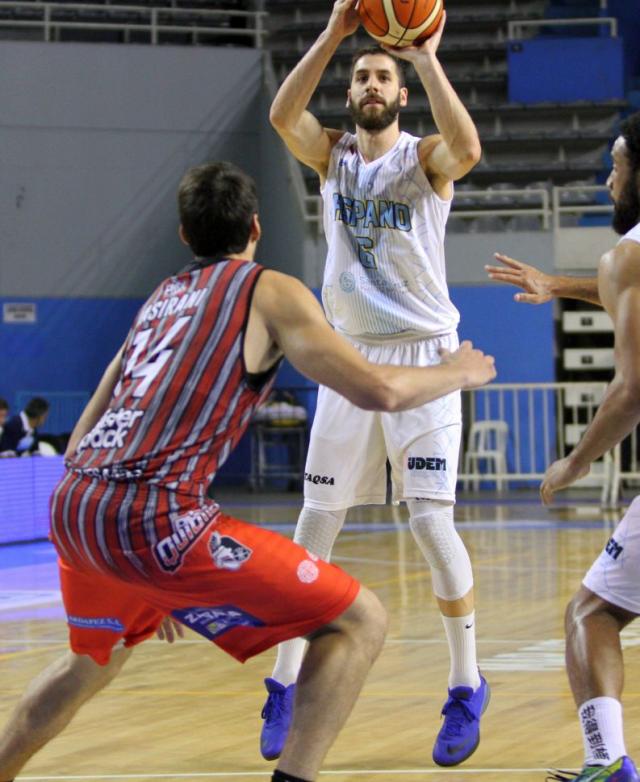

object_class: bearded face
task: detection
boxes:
[612,172,640,235]
[608,136,640,235]
[348,93,402,132]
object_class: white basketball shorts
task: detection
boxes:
[303,332,462,510]
[583,495,640,615]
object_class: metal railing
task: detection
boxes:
[459,382,617,504]
[451,188,551,229]
[303,185,609,232]
[0,2,268,47]
[552,184,612,231]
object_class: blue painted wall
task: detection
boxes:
[451,286,555,383]
[508,37,624,103]
[1,297,141,431]
[0,287,555,490]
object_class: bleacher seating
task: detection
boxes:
[0,0,626,231]
[265,0,626,232]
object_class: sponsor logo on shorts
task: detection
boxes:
[67,615,124,633]
[79,408,144,451]
[209,532,252,571]
[407,457,447,471]
[297,560,319,584]
[154,506,218,573]
[171,605,263,640]
[304,472,335,486]
[605,536,623,561]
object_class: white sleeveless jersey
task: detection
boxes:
[620,223,640,245]
[321,130,460,341]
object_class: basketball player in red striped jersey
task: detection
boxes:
[0,162,495,782]
[263,0,488,768]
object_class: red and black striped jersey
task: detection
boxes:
[69,259,278,499]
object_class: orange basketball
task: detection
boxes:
[358,0,444,47]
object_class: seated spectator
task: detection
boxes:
[0,398,8,441]
[0,397,50,456]
[0,397,9,456]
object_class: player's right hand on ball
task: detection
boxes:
[327,0,360,38]
[439,340,496,389]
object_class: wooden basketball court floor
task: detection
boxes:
[2,490,640,782]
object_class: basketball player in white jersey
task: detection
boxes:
[261,0,489,767]
[486,112,640,782]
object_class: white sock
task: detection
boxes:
[441,612,481,690]
[270,506,347,687]
[579,697,626,766]
[271,637,307,687]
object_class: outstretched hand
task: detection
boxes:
[540,456,589,505]
[485,252,555,304]
[439,339,496,389]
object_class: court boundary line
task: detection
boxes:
[19,769,563,779]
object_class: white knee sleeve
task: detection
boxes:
[407,499,473,601]
[293,506,347,562]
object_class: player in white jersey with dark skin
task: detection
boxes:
[261,0,489,767]
[486,111,640,782]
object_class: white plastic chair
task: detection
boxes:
[463,420,509,491]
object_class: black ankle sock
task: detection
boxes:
[272,770,312,782]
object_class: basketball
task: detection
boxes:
[358,0,444,47]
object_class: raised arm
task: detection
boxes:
[486,252,601,306]
[64,345,125,459]
[268,0,359,178]
[386,14,481,189]
[251,271,496,412]
[540,241,640,503]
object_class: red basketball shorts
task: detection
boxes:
[52,476,360,666]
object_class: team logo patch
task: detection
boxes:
[171,605,263,640]
[297,559,319,584]
[209,532,252,571]
[154,506,219,573]
[67,615,124,633]
[339,271,356,293]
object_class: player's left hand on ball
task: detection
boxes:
[156,616,185,643]
[540,457,589,505]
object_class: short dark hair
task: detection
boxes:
[178,161,259,258]
[620,111,640,177]
[350,46,406,88]
[0,398,8,411]
[25,397,49,419]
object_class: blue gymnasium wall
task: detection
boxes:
[508,37,624,103]
[0,286,553,541]
[0,297,141,431]
[0,285,554,433]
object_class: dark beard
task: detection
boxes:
[612,176,640,235]
[349,96,401,132]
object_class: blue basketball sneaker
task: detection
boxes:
[260,678,295,761]
[547,756,640,782]
[432,674,490,766]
